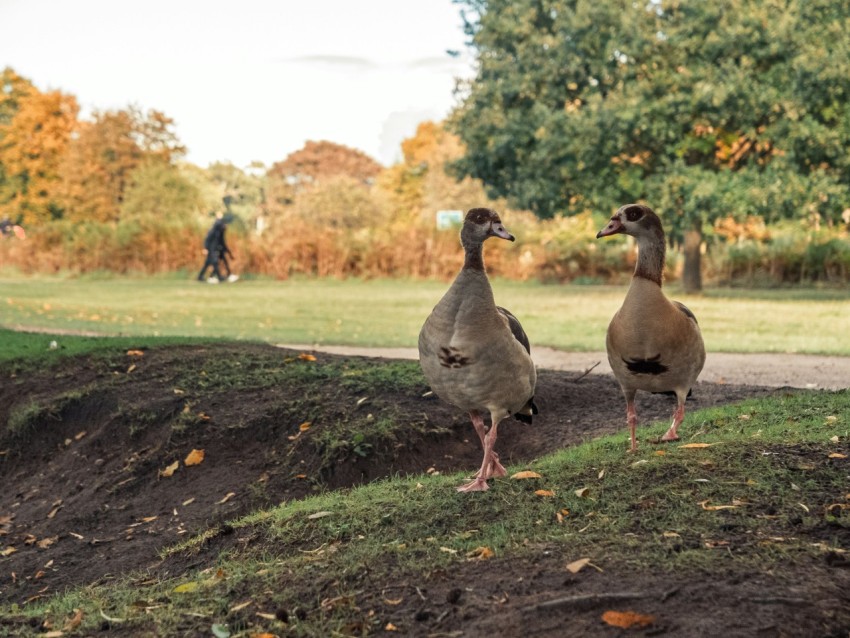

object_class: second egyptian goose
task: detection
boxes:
[596,204,705,452]
[419,208,538,491]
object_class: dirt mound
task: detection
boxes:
[0,343,786,609]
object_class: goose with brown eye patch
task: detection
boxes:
[596,203,706,452]
[418,208,538,492]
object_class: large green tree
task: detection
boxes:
[450,0,850,290]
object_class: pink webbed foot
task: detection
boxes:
[485,452,508,478]
[660,431,680,442]
[457,477,490,492]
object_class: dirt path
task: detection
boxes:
[281,344,850,390]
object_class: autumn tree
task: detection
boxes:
[451,0,850,291]
[0,86,78,224]
[120,159,203,222]
[59,107,185,222]
[266,141,383,217]
[377,121,505,223]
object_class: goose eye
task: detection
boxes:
[623,206,643,222]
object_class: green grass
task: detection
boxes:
[2,275,850,354]
[5,390,848,637]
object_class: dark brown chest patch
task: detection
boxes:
[624,354,668,375]
[439,346,471,368]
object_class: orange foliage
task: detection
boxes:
[0,89,78,224]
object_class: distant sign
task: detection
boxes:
[435,209,463,230]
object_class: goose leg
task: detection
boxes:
[467,411,506,480]
[458,419,502,492]
[661,400,685,442]
[623,389,638,452]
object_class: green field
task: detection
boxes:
[2,275,850,354]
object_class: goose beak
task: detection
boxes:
[490,223,516,241]
[596,218,624,238]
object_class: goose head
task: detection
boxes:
[462,208,515,246]
[596,204,664,243]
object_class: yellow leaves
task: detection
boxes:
[172,582,200,593]
[385,623,399,631]
[126,349,145,357]
[184,449,205,466]
[299,421,312,432]
[467,546,494,560]
[511,470,542,480]
[1,546,17,556]
[159,461,179,478]
[298,353,317,362]
[601,610,655,629]
[828,453,847,459]
[534,489,555,497]
[679,443,713,449]
[574,487,590,498]
[63,609,83,632]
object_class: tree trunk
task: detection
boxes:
[682,221,703,293]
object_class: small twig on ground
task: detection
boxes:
[573,361,601,383]
[524,590,650,612]
[661,587,679,602]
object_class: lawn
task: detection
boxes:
[2,275,849,355]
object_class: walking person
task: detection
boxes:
[197,212,237,283]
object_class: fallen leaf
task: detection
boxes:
[160,461,179,478]
[295,474,307,479]
[307,511,332,520]
[828,453,847,459]
[299,421,312,432]
[597,469,606,479]
[126,364,136,374]
[831,436,840,443]
[654,450,666,456]
[825,415,838,423]
[511,470,542,480]
[439,547,458,554]
[700,500,739,511]
[467,546,494,560]
[185,449,205,466]
[0,546,16,556]
[704,539,730,548]
[601,610,655,629]
[173,582,199,593]
[566,558,591,573]
[385,623,399,631]
[255,613,276,620]
[43,632,64,638]
[631,459,649,467]
[662,531,681,538]
[74,431,86,441]
[575,487,590,498]
[126,350,145,357]
[679,443,713,449]
[229,600,252,612]
[37,536,58,549]
[182,498,195,506]
[63,609,83,631]
[217,492,236,504]
[298,353,317,361]
[383,596,404,606]
[535,489,555,497]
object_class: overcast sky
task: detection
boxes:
[1,0,476,168]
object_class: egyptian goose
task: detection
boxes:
[596,204,705,452]
[419,208,538,491]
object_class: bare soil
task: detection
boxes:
[1,342,848,636]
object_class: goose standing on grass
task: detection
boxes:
[596,204,705,452]
[419,208,538,492]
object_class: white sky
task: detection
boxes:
[1,0,476,168]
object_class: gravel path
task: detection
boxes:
[281,344,850,391]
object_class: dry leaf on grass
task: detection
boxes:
[184,449,205,466]
[173,582,199,593]
[298,353,317,361]
[601,610,655,629]
[828,453,847,459]
[218,492,236,504]
[126,350,145,356]
[299,421,312,432]
[679,443,713,449]
[0,546,16,556]
[700,500,739,511]
[160,461,179,478]
[575,487,590,498]
[511,470,542,480]
[385,623,399,631]
[535,489,555,497]
[63,609,83,631]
